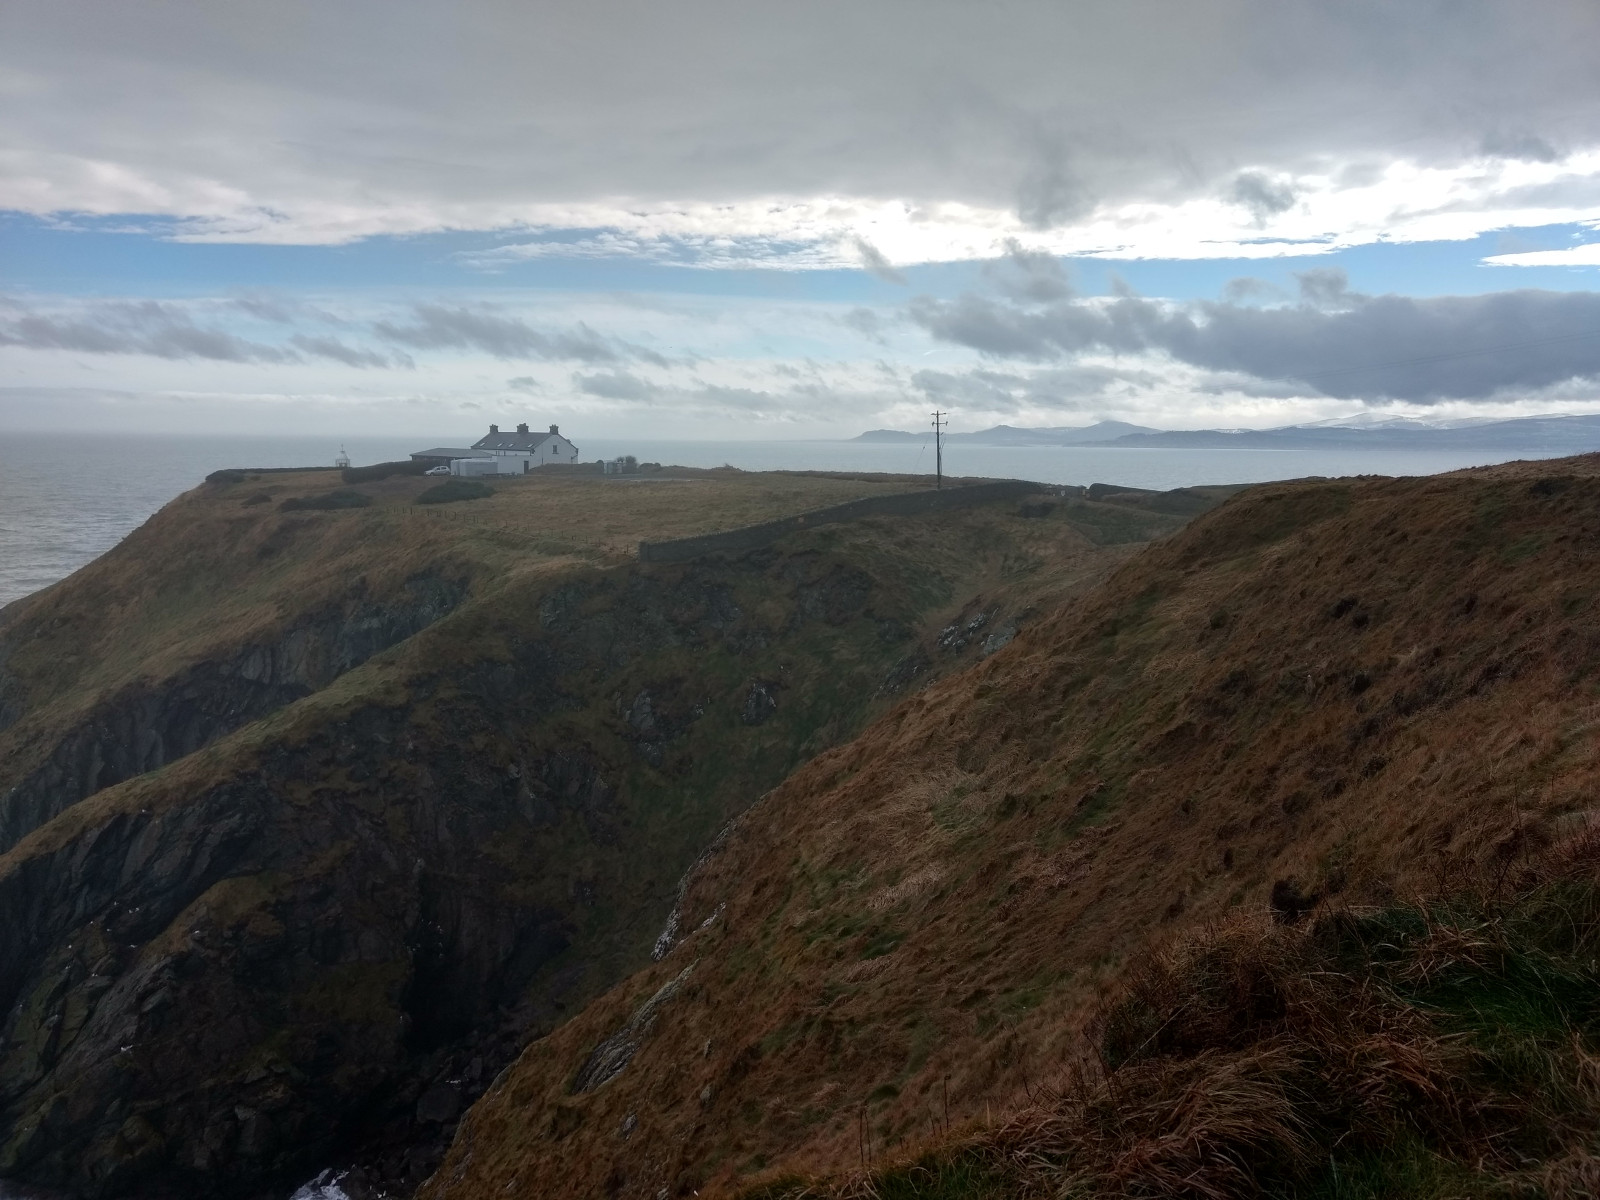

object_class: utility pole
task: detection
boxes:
[931,410,946,489]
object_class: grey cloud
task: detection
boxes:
[853,239,907,286]
[983,239,1074,303]
[1107,273,1140,300]
[913,364,1159,413]
[230,295,299,323]
[0,299,293,363]
[8,4,1600,245]
[1481,131,1561,163]
[288,334,411,369]
[373,304,658,364]
[910,286,1600,403]
[0,296,414,368]
[232,294,351,328]
[1229,172,1297,224]
[506,375,545,392]
[576,370,656,401]
[1294,268,1356,309]
[1014,130,1091,231]
[913,368,1041,413]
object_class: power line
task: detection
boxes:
[931,410,947,489]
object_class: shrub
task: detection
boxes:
[279,490,373,512]
[417,480,494,505]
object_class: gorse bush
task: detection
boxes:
[416,480,494,505]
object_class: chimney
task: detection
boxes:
[517,422,529,434]
[489,423,499,434]
[549,424,559,435]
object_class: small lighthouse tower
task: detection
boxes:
[335,445,351,469]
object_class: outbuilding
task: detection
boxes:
[410,447,482,468]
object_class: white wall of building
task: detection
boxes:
[481,433,580,473]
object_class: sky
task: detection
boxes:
[4,0,1600,439]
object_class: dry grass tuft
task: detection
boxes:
[759,837,1600,1199]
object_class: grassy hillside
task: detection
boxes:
[0,466,948,851]
[421,456,1600,1200]
[0,468,1206,1199]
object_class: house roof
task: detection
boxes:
[410,447,480,460]
[472,430,558,451]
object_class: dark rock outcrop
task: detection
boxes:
[0,546,937,1199]
[0,573,467,854]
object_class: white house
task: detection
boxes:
[450,423,580,476]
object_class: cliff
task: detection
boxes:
[421,456,1600,1199]
[0,466,1199,1198]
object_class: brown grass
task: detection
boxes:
[763,829,1600,1199]
[418,455,1600,1200]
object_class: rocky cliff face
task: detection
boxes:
[0,573,467,855]
[0,498,1115,1199]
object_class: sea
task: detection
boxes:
[0,431,1577,609]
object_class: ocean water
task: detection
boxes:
[0,431,1571,608]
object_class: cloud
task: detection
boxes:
[0,298,294,363]
[7,3,1600,260]
[852,238,907,285]
[1481,132,1562,163]
[288,334,411,369]
[372,304,666,364]
[1294,267,1356,309]
[1229,172,1297,224]
[983,239,1074,303]
[1484,242,1600,268]
[575,370,656,401]
[912,363,1161,413]
[909,285,1600,402]
[0,295,417,367]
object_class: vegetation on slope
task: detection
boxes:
[0,469,1200,1199]
[421,457,1600,1200]
[416,479,494,504]
[0,467,948,853]
[752,833,1600,1199]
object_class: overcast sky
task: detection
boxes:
[4,0,1600,437]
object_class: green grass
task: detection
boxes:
[1299,1137,1498,1200]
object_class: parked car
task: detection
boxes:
[425,465,452,475]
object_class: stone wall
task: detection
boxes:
[638,480,1046,564]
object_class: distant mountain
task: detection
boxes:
[1111,413,1600,452]
[851,421,1158,445]
[852,428,930,442]
[959,421,1161,445]
[852,414,1600,453]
